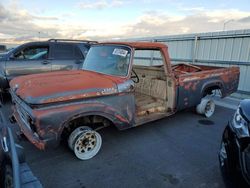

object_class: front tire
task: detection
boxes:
[68,126,92,151]
[68,126,102,160]
[219,141,248,187]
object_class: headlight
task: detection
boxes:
[231,108,249,138]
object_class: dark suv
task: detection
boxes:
[0,39,96,91]
[219,99,250,187]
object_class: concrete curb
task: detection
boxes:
[213,96,241,110]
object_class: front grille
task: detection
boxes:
[11,92,32,131]
[11,90,37,133]
[16,104,32,130]
[10,92,22,104]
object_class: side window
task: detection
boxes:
[133,49,164,66]
[14,46,49,60]
[74,46,84,59]
[77,44,90,58]
[51,43,84,60]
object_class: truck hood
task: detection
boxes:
[10,70,123,105]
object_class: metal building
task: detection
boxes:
[127,29,250,97]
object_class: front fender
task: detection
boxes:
[60,106,133,131]
[33,94,135,143]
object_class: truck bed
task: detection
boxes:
[133,63,239,113]
[172,63,224,76]
[172,63,240,110]
[134,63,227,77]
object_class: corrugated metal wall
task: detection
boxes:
[127,29,250,95]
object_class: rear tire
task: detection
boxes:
[196,97,215,117]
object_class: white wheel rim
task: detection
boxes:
[68,126,92,150]
[204,100,215,118]
[196,98,215,117]
[73,130,102,160]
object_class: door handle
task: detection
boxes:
[42,61,50,65]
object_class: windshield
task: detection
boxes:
[82,45,131,76]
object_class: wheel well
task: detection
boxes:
[202,85,222,97]
[61,115,112,141]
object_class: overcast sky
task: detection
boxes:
[1,0,250,45]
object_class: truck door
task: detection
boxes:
[5,44,51,80]
[132,48,176,125]
[50,43,84,71]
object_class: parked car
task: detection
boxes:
[0,39,96,91]
[9,42,239,160]
[0,112,42,188]
[219,99,250,187]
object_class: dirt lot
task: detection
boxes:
[1,99,233,188]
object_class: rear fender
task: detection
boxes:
[201,79,225,98]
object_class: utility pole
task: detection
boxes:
[223,19,234,31]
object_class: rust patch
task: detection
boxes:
[115,114,129,123]
[13,108,46,150]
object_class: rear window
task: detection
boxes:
[51,43,84,60]
[133,49,164,66]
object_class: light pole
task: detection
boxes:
[38,31,41,41]
[223,19,234,31]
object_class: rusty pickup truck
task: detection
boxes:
[9,42,240,160]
